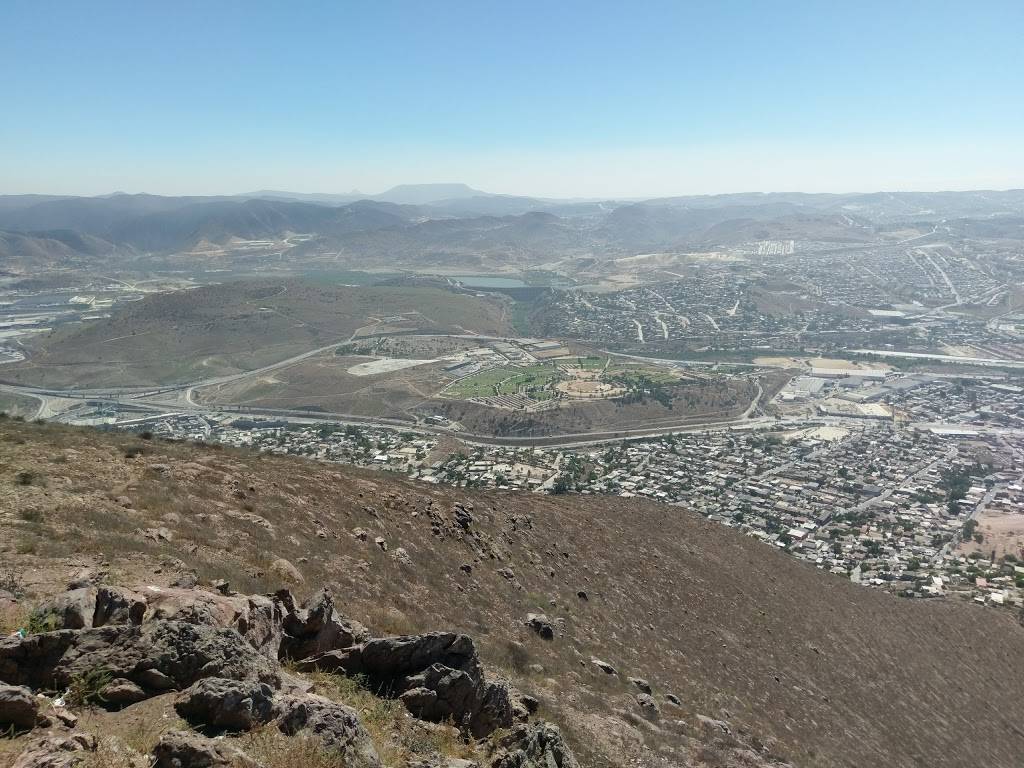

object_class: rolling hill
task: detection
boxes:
[2,188,1024,275]
[2,280,513,389]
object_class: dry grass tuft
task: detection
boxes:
[236,728,349,768]
[302,671,474,766]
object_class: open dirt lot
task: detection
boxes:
[959,508,1024,560]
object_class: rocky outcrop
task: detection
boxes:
[28,584,285,660]
[298,631,513,737]
[151,730,260,768]
[3,583,575,768]
[92,586,147,627]
[487,722,580,768]
[175,677,278,731]
[11,730,97,768]
[524,613,554,640]
[171,677,381,767]
[139,586,286,660]
[279,587,370,661]
[28,589,97,631]
[97,678,148,707]
[276,693,381,768]
[29,586,146,633]
[628,677,651,694]
[635,693,659,720]
[0,684,38,730]
[0,621,280,693]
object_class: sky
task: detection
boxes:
[2,0,1023,198]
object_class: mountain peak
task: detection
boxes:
[375,183,489,204]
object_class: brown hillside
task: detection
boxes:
[2,419,1023,767]
[3,280,512,389]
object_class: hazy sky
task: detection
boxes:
[2,0,1022,197]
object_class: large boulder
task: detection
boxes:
[524,614,554,641]
[0,621,279,694]
[29,586,147,632]
[175,677,278,731]
[298,632,512,738]
[0,684,38,730]
[487,722,580,768]
[151,730,261,768]
[29,588,97,631]
[97,678,148,707]
[12,731,97,768]
[301,632,482,681]
[276,693,382,768]
[92,586,147,627]
[269,558,304,586]
[635,692,660,720]
[140,586,286,660]
[279,588,370,661]
[23,584,366,666]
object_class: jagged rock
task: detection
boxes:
[487,722,580,768]
[520,694,539,714]
[374,536,388,552]
[453,505,473,530]
[151,730,261,768]
[52,709,78,728]
[696,714,731,734]
[276,693,382,767]
[636,693,660,719]
[0,621,280,693]
[93,586,147,627]
[591,658,617,675]
[665,693,682,707]
[0,684,38,729]
[13,731,97,768]
[524,614,554,640]
[299,632,512,737]
[269,558,304,586]
[141,586,286,659]
[30,584,286,660]
[392,547,413,566]
[98,678,148,707]
[279,588,370,661]
[170,572,199,589]
[141,526,173,542]
[352,527,369,541]
[629,677,652,694]
[30,588,97,630]
[175,677,278,731]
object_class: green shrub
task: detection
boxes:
[66,667,114,707]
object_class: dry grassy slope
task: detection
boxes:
[423,378,757,438]
[2,280,512,389]
[3,420,1024,768]
[195,353,450,419]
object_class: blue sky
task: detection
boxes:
[2,0,1022,197]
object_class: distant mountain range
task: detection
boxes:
[1,186,1022,272]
